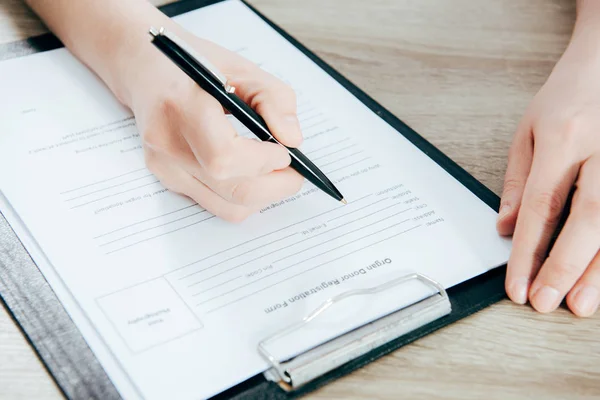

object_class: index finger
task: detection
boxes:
[505,144,578,305]
[230,68,303,148]
[181,91,292,180]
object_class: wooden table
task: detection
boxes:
[1,0,598,399]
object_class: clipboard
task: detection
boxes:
[0,0,508,398]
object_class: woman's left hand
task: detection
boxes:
[498,21,600,317]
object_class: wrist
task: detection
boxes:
[100,10,175,108]
[556,16,600,73]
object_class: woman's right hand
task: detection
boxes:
[120,29,305,222]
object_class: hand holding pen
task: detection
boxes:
[111,23,309,222]
[149,28,345,206]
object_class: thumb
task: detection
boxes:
[230,70,303,148]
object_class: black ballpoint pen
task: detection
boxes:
[148,27,346,204]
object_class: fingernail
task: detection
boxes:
[509,277,529,304]
[574,286,600,316]
[531,286,561,313]
[498,204,511,221]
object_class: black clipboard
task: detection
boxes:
[0,0,508,398]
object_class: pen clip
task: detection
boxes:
[149,27,236,93]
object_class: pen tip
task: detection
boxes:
[341,198,348,205]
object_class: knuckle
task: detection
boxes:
[142,128,165,151]
[157,95,183,121]
[561,117,583,141]
[549,116,585,151]
[502,178,524,197]
[528,191,564,225]
[143,129,180,158]
[230,181,253,205]
[546,256,580,281]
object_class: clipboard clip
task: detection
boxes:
[258,273,451,391]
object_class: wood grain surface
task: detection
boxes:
[1,0,599,399]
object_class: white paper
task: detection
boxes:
[0,1,511,399]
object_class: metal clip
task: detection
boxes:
[259,273,451,391]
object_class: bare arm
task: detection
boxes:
[24,0,183,106]
[500,0,600,317]
[23,0,304,222]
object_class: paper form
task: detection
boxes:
[0,1,512,398]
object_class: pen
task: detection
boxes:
[148,27,346,204]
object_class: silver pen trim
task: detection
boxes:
[148,26,236,93]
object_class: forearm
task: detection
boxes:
[23,0,179,106]
[574,0,600,41]
[547,0,600,70]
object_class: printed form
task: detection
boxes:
[0,1,511,399]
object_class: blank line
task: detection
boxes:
[201,224,421,310]
[312,143,358,162]
[271,209,411,265]
[191,275,242,296]
[60,168,146,195]
[318,150,365,168]
[99,211,208,247]
[206,225,421,313]
[105,215,216,255]
[180,231,300,282]
[297,107,316,117]
[346,193,373,203]
[299,112,324,124]
[65,174,155,201]
[178,194,371,280]
[302,119,328,131]
[305,137,352,156]
[190,205,410,287]
[325,157,371,175]
[328,198,389,222]
[70,181,161,209]
[172,203,353,277]
[93,204,200,239]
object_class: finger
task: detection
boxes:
[173,132,292,180]
[497,120,534,236]
[531,155,600,313]
[231,69,303,148]
[215,168,304,207]
[179,172,253,223]
[145,148,252,222]
[567,250,600,317]
[187,164,304,208]
[157,91,291,180]
[505,142,579,305]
